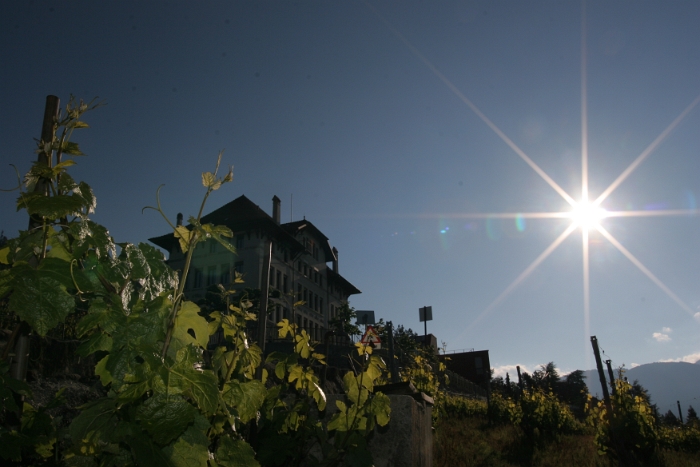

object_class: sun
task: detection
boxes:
[368,1,700,357]
[570,200,607,231]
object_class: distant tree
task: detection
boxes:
[521,370,535,390]
[530,362,560,393]
[661,409,680,426]
[329,303,360,337]
[558,370,589,417]
[687,405,699,427]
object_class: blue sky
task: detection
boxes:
[2,1,699,376]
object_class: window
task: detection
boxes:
[283,274,288,294]
[236,236,244,249]
[220,264,230,285]
[207,266,217,286]
[276,270,281,290]
[193,268,203,288]
[319,276,323,288]
[269,267,275,286]
[297,283,302,301]
[297,261,302,273]
[475,357,484,375]
[209,240,217,253]
[319,298,323,314]
[234,261,244,274]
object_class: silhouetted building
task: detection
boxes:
[412,334,438,354]
[149,195,360,341]
[438,349,491,388]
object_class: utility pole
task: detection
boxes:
[591,336,612,413]
[677,401,684,424]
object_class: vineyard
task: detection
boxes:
[434,379,700,466]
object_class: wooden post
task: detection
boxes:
[10,95,60,383]
[257,239,272,351]
[591,336,612,412]
[605,359,616,396]
[677,401,684,424]
[387,321,399,383]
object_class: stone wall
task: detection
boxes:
[323,393,433,467]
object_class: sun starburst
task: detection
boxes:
[367,1,700,365]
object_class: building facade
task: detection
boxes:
[149,195,360,341]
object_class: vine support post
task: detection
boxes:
[605,359,616,396]
[386,321,399,383]
[255,238,272,379]
[10,95,60,383]
[591,336,612,413]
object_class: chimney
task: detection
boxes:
[176,213,183,226]
[332,247,338,273]
[272,195,281,225]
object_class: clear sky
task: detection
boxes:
[2,1,699,376]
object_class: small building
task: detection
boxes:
[149,195,360,342]
[438,349,491,388]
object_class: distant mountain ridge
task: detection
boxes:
[581,362,700,416]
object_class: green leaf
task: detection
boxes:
[76,331,113,356]
[94,355,112,386]
[62,141,86,156]
[138,243,178,300]
[368,392,391,427]
[171,301,209,351]
[9,270,75,336]
[25,194,86,219]
[136,394,196,446]
[0,246,10,264]
[0,269,14,299]
[215,436,260,467]
[181,369,219,416]
[69,397,118,444]
[222,380,266,423]
[162,417,210,467]
[37,256,75,290]
[68,120,90,129]
[169,348,219,416]
[174,226,192,253]
[128,433,173,467]
[46,230,72,261]
[119,243,149,280]
[74,181,96,214]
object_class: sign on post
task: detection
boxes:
[419,306,433,337]
[355,310,375,325]
[360,325,381,349]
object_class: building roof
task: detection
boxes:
[282,219,335,260]
[149,195,304,254]
[148,194,361,296]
